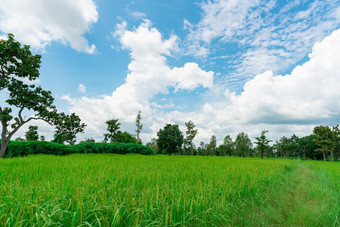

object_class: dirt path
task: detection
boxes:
[232,161,339,226]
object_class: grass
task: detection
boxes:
[0,154,338,226]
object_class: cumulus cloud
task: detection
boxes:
[0,0,98,53]
[63,20,214,141]
[179,28,340,143]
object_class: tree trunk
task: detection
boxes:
[330,150,334,162]
[0,142,8,158]
[323,152,326,161]
[303,148,306,160]
[261,149,263,159]
[0,124,8,158]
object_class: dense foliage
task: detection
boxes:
[157,124,183,155]
[4,141,154,157]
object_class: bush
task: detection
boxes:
[5,141,155,158]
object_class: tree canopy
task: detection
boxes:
[184,120,198,155]
[103,119,121,143]
[25,125,39,141]
[0,34,59,157]
[53,113,86,145]
[157,124,183,155]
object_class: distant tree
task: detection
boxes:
[0,34,59,157]
[146,138,159,154]
[80,138,96,143]
[135,111,143,144]
[184,120,198,156]
[197,141,208,156]
[208,135,217,156]
[103,119,121,143]
[289,134,299,158]
[235,132,252,157]
[298,135,318,160]
[40,135,45,141]
[157,124,183,155]
[115,131,137,143]
[313,125,334,161]
[331,125,340,162]
[53,113,86,145]
[216,144,226,156]
[25,125,39,141]
[15,137,25,142]
[223,135,234,156]
[254,130,271,159]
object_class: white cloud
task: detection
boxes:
[78,84,87,94]
[184,28,340,142]
[0,0,98,53]
[185,0,340,85]
[62,20,214,141]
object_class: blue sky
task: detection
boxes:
[1,0,340,144]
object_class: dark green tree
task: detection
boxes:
[223,135,234,156]
[208,135,217,156]
[298,135,318,160]
[313,125,334,161]
[40,135,45,141]
[25,125,39,141]
[254,130,271,159]
[103,119,121,143]
[157,124,183,155]
[135,111,143,144]
[0,34,59,157]
[53,113,86,145]
[184,120,198,155]
[331,125,340,162]
[115,131,137,143]
[235,132,252,157]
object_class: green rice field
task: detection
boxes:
[0,154,339,226]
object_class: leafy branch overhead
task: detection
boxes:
[0,34,81,157]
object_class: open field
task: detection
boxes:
[0,154,339,226]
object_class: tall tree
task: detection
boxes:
[208,135,217,156]
[223,135,234,156]
[103,119,121,143]
[25,125,39,141]
[313,125,333,161]
[184,120,198,155]
[157,124,183,155]
[254,130,271,159]
[235,132,252,157]
[0,34,59,157]
[331,125,340,162]
[53,113,86,145]
[135,111,143,144]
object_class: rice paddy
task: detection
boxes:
[0,154,339,226]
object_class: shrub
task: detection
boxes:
[4,141,154,158]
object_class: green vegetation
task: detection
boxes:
[0,34,84,157]
[0,154,338,226]
[4,141,154,157]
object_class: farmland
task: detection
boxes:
[0,154,339,226]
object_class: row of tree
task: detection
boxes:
[147,122,340,162]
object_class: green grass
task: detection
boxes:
[0,154,338,226]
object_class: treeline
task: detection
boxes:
[147,122,340,162]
